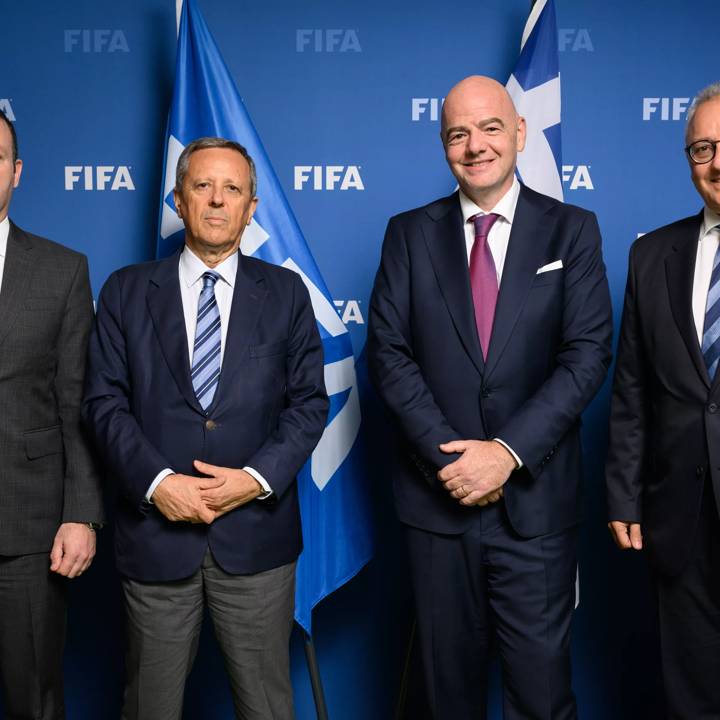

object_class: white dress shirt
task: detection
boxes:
[146,245,272,501]
[692,207,720,344]
[458,179,523,467]
[0,216,9,294]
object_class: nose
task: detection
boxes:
[711,145,720,171]
[209,184,224,206]
[466,128,487,156]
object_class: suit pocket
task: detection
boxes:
[24,425,63,460]
[531,270,564,288]
[249,340,288,358]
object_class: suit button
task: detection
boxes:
[709,403,718,414]
[697,465,705,476]
[205,419,217,431]
[481,387,490,398]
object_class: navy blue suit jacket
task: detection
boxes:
[606,212,720,576]
[83,250,328,581]
[368,186,613,538]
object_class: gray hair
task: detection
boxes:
[175,137,257,197]
[686,82,720,140]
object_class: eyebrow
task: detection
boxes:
[444,117,506,138]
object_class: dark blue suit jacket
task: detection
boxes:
[83,250,328,581]
[368,186,612,538]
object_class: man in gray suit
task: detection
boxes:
[0,111,103,718]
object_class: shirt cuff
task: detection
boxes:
[243,466,273,500]
[145,468,175,503]
[493,438,523,468]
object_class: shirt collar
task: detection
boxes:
[458,175,521,226]
[180,244,238,288]
[702,207,720,237]
[0,217,9,259]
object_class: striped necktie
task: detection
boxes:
[702,230,720,379]
[469,213,500,359]
[191,271,222,410]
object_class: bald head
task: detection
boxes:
[441,76,519,137]
[441,75,526,210]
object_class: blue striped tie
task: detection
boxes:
[702,233,720,380]
[191,271,222,410]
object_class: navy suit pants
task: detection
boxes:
[405,501,578,720]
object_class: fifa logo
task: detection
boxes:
[561,165,594,191]
[411,98,444,122]
[334,301,364,325]
[64,166,135,191]
[296,30,361,52]
[643,98,690,121]
[558,29,594,52]
[64,29,129,53]
[294,166,364,191]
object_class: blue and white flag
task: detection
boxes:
[506,0,563,201]
[157,0,373,634]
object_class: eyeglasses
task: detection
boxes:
[685,139,719,165]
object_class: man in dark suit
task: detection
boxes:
[606,82,720,718]
[0,112,103,718]
[368,76,612,719]
[83,136,328,720]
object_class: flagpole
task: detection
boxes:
[302,628,330,720]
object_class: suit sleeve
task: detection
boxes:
[56,254,104,523]
[494,211,613,478]
[243,273,329,498]
[605,244,646,523]
[367,217,463,480]
[82,272,173,510]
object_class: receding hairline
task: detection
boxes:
[440,77,518,135]
[685,81,720,143]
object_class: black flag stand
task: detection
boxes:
[302,628,330,720]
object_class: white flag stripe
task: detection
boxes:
[521,0,548,49]
[281,258,348,338]
[311,357,361,490]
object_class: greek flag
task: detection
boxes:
[506,0,563,201]
[157,0,373,633]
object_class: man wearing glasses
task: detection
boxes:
[606,81,720,718]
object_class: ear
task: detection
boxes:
[516,116,527,153]
[12,159,22,189]
[173,188,184,219]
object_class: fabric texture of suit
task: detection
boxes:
[368,185,612,719]
[83,249,328,582]
[606,211,719,575]
[0,221,103,719]
[606,212,720,718]
[368,186,612,538]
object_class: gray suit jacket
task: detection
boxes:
[0,221,103,554]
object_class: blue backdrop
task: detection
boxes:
[1,0,716,717]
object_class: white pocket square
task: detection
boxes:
[536,260,563,275]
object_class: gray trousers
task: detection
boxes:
[121,549,296,720]
[0,553,66,720]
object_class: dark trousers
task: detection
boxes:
[0,552,66,720]
[655,480,720,720]
[121,549,296,720]
[405,501,578,720]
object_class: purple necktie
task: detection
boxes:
[469,213,500,359]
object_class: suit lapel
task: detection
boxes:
[423,193,484,376]
[146,251,204,413]
[665,212,709,389]
[0,222,34,349]
[484,187,553,378]
[208,254,268,414]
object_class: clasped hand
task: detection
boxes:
[437,439,517,506]
[152,460,263,524]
